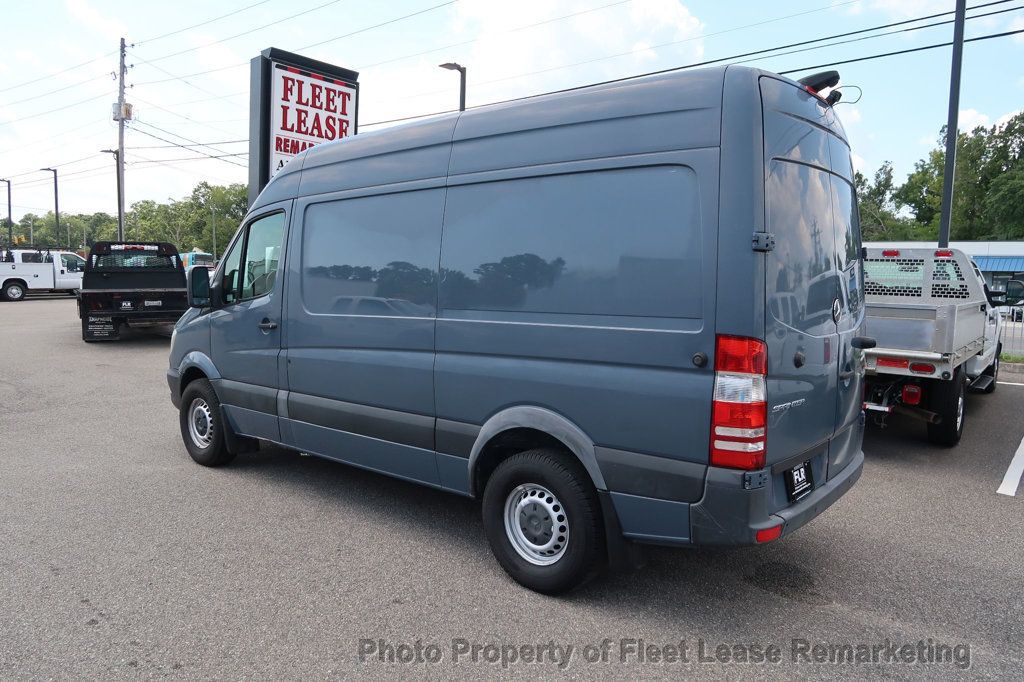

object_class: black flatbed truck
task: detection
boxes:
[78,242,188,342]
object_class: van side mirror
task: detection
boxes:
[187,266,211,308]
[1005,280,1024,306]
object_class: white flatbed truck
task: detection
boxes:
[1,248,86,301]
[862,246,1023,445]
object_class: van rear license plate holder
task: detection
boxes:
[785,461,813,502]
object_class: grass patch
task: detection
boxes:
[1000,353,1024,363]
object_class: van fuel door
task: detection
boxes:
[752,232,776,252]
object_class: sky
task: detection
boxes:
[0,0,1022,224]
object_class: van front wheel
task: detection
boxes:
[179,379,236,467]
[482,449,605,594]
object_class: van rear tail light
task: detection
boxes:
[910,362,935,374]
[756,524,783,543]
[711,335,767,470]
[934,249,954,258]
[901,384,922,405]
[876,357,909,369]
[882,249,900,257]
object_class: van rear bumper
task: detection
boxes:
[689,449,863,546]
[610,450,863,547]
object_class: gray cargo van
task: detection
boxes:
[168,64,869,593]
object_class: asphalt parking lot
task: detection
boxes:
[2,296,1023,679]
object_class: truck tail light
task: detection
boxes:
[877,357,909,369]
[901,384,922,405]
[711,335,767,470]
[882,249,900,257]
[934,249,953,258]
[910,362,935,374]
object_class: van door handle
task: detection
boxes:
[258,319,278,331]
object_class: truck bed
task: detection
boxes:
[863,247,988,378]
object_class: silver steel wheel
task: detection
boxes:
[5,284,24,300]
[504,483,569,566]
[187,398,215,449]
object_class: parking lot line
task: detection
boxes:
[997,381,1024,386]
[997,434,1024,497]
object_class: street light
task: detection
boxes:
[39,167,65,249]
[101,149,125,240]
[439,62,467,112]
[0,178,11,249]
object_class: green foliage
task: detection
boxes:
[5,182,247,255]
[864,111,1024,241]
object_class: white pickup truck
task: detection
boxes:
[1,248,87,301]
[862,246,1024,445]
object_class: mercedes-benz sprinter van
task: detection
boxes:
[168,65,869,593]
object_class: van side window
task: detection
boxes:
[300,190,442,316]
[440,166,702,318]
[219,234,244,305]
[767,160,838,334]
[831,177,863,315]
[240,213,286,300]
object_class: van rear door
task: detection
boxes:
[760,76,844,489]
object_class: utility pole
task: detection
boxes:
[0,178,11,248]
[210,205,217,259]
[937,0,966,248]
[40,168,62,248]
[29,216,34,245]
[114,37,128,241]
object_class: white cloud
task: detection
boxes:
[918,134,936,146]
[958,108,990,132]
[995,110,1022,129]
[842,106,862,124]
[362,0,706,120]
[65,0,127,42]
[1013,16,1024,43]
[852,152,866,172]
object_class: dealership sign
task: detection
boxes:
[249,48,359,205]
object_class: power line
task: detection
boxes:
[127,139,249,150]
[129,123,249,168]
[0,51,118,95]
[357,0,634,70]
[358,0,859,71]
[0,93,108,128]
[410,0,1021,98]
[131,95,245,139]
[3,71,115,108]
[137,0,347,65]
[135,0,277,46]
[780,27,1024,76]
[3,154,105,180]
[297,0,458,51]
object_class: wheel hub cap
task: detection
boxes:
[504,483,568,566]
[187,398,214,449]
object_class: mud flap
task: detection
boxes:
[82,315,120,341]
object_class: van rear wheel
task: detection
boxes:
[927,370,966,446]
[179,379,236,467]
[481,448,605,594]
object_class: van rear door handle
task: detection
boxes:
[258,319,278,331]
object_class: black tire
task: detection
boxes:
[481,448,605,594]
[2,281,26,301]
[927,370,966,446]
[982,344,1001,394]
[179,379,236,467]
